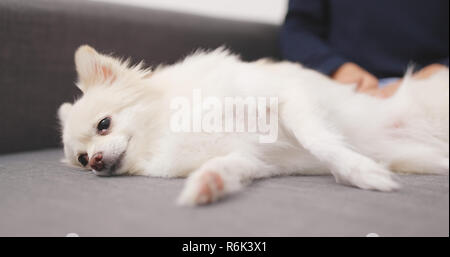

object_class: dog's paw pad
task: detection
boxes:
[177,171,225,206]
[195,172,224,204]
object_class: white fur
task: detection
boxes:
[59,45,449,206]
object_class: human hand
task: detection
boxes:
[332,62,379,96]
[373,63,448,98]
[413,63,448,80]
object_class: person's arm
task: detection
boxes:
[280,0,347,75]
[280,0,379,94]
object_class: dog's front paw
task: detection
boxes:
[177,171,225,206]
[334,162,400,192]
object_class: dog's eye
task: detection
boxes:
[97,117,111,134]
[78,154,88,166]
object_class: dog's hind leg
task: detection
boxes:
[177,152,276,206]
[384,141,449,174]
[280,91,400,191]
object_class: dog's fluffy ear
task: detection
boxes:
[58,102,73,125]
[74,45,121,93]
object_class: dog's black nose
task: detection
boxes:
[89,152,104,171]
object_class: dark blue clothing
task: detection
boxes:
[280,0,449,78]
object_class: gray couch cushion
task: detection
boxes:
[0,149,448,236]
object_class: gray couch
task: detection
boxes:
[0,0,448,237]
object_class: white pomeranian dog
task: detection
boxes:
[58,45,449,206]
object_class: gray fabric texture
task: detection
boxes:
[0,0,280,154]
[0,149,448,237]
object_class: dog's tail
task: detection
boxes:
[393,66,449,146]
